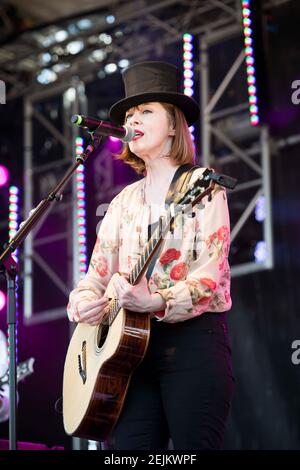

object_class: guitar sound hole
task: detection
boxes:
[97,324,109,349]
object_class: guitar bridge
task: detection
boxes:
[78,341,87,384]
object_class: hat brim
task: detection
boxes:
[109,92,200,127]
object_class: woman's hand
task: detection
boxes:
[74,296,110,326]
[112,275,166,314]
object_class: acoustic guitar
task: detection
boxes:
[63,170,218,441]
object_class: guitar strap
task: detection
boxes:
[145,163,201,281]
[165,163,200,208]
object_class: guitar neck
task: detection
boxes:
[128,221,165,286]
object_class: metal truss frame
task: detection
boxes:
[23,80,87,325]
[199,28,274,276]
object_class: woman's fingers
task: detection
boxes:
[80,306,103,322]
[76,296,110,324]
[114,275,131,292]
[82,313,103,326]
[80,309,105,325]
[80,297,109,312]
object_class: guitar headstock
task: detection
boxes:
[172,168,215,211]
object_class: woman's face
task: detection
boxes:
[125,102,175,161]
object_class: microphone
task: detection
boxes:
[71,114,135,143]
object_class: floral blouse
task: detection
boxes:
[67,167,232,323]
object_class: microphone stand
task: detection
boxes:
[0,133,102,450]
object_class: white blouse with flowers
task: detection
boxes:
[67,167,232,323]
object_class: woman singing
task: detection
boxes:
[67,61,234,450]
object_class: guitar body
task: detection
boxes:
[63,274,151,441]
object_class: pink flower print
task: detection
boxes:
[96,256,108,277]
[196,296,211,305]
[170,262,188,281]
[200,278,217,291]
[206,233,217,249]
[217,226,229,242]
[159,248,181,266]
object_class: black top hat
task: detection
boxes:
[109,61,200,126]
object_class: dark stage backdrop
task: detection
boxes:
[224,142,300,449]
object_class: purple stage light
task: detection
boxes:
[0,291,6,312]
[0,165,9,187]
[107,135,122,151]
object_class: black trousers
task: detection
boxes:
[112,312,235,450]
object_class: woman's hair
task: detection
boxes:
[114,102,195,174]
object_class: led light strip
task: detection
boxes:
[8,185,20,362]
[75,137,88,278]
[241,0,259,126]
[183,33,195,141]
